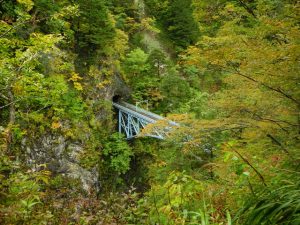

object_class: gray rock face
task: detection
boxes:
[107,74,131,101]
[22,74,130,193]
[22,135,99,193]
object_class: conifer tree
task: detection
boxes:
[163,0,199,49]
[74,0,116,69]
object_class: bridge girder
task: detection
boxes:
[118,109,164,139]
[113,102,166,140]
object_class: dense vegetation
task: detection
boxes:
[0,0,299,224]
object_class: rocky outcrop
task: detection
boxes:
[22,74,130,192]
[22,135,99,193]
[105,74,131,101]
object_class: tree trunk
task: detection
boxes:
[7,88,15,152]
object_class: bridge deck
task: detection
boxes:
[113,101,164,123]
[118,101,164,121]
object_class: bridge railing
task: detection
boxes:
[118,101,164,121]
[112,102,156,123]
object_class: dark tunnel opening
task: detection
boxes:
[112,95,122,103]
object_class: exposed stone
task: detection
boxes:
[21,74,129,193]
[22,135,99,193]
[110,74,131,101]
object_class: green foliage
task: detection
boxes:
[175,91,213,119]
[123,48,150,78]
[73,0,116,68]
[0,0,299,224]
[160,72,193,113]
[145,0,200,49]
[79,147,101,170]
[238,179,300,224]
[103,133,133,175]
[0,152,52,224]
[136,171,231,224]
[164,0,200,49]
[123,48,165,106]
[147,49,167,76]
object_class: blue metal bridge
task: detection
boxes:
[113,101,176,139]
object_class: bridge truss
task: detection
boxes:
[113,101,168,139]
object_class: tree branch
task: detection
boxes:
[233,149,267,187]
[238,0,257,18]
[0,16,51,38]
[0,20,31,38]
[266,133,290,155]
[0,100,20,109]
[0,93,9,101]
[243,109,295,133]
[200,124,252,133]
[7,88,15,152]
[234,70,300,107]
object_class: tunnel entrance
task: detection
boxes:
[113,95,122,103]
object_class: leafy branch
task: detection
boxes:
[232,148,267,187]
[233,69,300,108]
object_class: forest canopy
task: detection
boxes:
[0,0,299,224]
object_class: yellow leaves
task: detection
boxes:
[148,89,164,101]
[140,18,160,33]
[193,13,299,127]
[17,0,34,11]
[29,33,62,50]
[224,3,236,12]
[179,45,201,66]
[12,84,24,95]
[73,82,83,91]
[51,121,61,130]
[242,129,263,140]
[64,130,75,139]
[97,79,111,89]
[52,5,79,19]
[88,66,100,79]
[125,17,138,34]
[113,29,129,60]
[69,72,83,91]
[33,166,51,184]
[27,112,45,124]
[160,205,172,215]
[167,114,191,124]
[156,160,167,168]
[69,72,82,82]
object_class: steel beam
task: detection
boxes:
[113,101,178,139]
